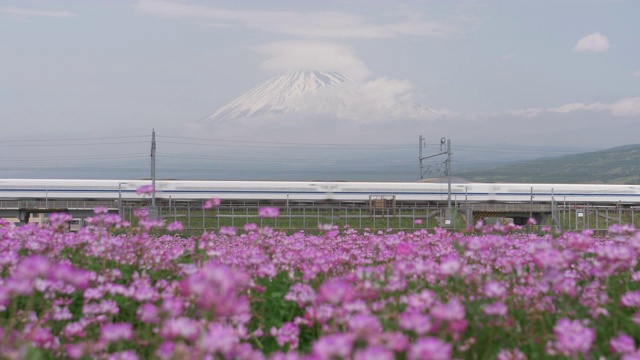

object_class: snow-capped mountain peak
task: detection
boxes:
[203,71,352,123]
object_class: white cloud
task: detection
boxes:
[0,6,76,18]
[256,41,371,80]
[573,32,610,52]
[605,97,640,116]
[134,0,461,39]
[505,108,543,118]
[332,78,424,121]
[509,97,640,118]
[547,102,586,114]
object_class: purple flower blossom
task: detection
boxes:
[259,207,280,218]
[483,301,508,317]
[202,197,221,209]
[156,342,175,360]
[354,345,394,360]
[484,280,507,298]
[611,332,637,355]
[317,279,355,304]
[621,290,640,307]
[137,303,159,323]
[439,255,461,276]
[285,283,316,307]
[547,318,595,357]
[166,221,183,232]
[136,184,154,195]
[160,317,200,341]
[408,337,453,360]
[312,333,354,360]
[270,322,300,349]
[161,297,184,318]
[198,323,239,355]
[100,323,133,343]
[347,314,383,337]
[94,206,109,214]
[497,348,527,360]
[430,298,466,322]
[399,311,432,335]
[218,226,237,236]
[107,351,139,360]
[48,212,73,227]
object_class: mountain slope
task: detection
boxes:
[203,71,352,123]
[457,144,640,184]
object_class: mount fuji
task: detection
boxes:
[203,71,352,123]
[202,70,437,123]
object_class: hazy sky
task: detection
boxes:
[1,0,639,178]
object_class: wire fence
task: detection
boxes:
[116,202,640,233]
[3,199,639,234]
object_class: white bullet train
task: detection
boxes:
[0,179,639,205]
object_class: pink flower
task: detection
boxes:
[137,303,159,323]
[219,226,237,236]
[317,279,355,304]
[48,212,73,227]
[483,301,508,317]
[100,323,134,343]
[347,314,383,337]
[166,221,183,232]
[65,343,86,359]
[439,255,461,276]
[430,298,466,322]
[161,297,184,318]
[621,290,640,307]
[484,281,507,298]
[136,184,154,195]
[610,332,637,355]
[312,333,354,360]
[396,242,414,256]
[271,322,300,349]
[414,219,423,225]
[243,223,258,232]
[354,345,394,360]
[156,342,175,360]
[259,207,280,218]
[202,198,221,209]
[497,348,527,360]
[198,323,239,355]
[161,317,200,341]
[398,311,432,335]
[408,337,452,360]
[107,351,139,360]
[547,318,595,357]
[284,283,316,307]
[94,206,109,214]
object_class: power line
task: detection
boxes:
[157,135,416,149]
[158,153,415,164]
[0,135,149,143]
[0,141,149,148]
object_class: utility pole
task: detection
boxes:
[419,135,424,179]
[418,136,453,225]
[150,129,158,218]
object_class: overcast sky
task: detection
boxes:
[1,0,639,178]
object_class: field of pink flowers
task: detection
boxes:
[1,203,640,359]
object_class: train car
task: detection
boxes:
[0,179,639,205]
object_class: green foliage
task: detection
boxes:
[250,271,308,354]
